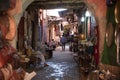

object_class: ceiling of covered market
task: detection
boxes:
[28,0,87,17]
[31,0,85,9]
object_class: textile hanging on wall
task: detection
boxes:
[17,17,24,51]
[94,26,99,65]
[101,2,117,66]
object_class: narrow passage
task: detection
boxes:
[32,45,80,80]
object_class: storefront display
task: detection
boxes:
[0,1,36,79]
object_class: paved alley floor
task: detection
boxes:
[32,45,81,80]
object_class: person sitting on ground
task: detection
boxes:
[35,50,49,67]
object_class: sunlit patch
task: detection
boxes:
[47,8,67,17]
[46,62,69,78]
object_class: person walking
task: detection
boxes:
[60,34,67,51]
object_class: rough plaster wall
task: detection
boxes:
[14,0,34,25]
[11,0,34,48]
[86,0,120,74]
[85,0,107,60]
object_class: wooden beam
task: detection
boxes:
[31,1,85,9]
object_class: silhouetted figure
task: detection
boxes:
[60,34,67,51]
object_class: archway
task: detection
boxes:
[18,0,120,75]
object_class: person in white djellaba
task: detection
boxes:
[35,50,49,67]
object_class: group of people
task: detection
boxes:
[47,36,68,51]
[46,34,68,51]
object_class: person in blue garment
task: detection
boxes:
[60,33,67,51]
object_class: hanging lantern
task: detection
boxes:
[80,33,85,40]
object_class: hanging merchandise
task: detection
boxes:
[115,24,120,65]
[101,0,117,66]
[115,0,120,23]
[17,17,25,51]
[94,26,99,66]
[5,16,16,41]
[0,44,16,68]
[7,0,22,16]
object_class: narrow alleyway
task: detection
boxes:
[32,45,81,80]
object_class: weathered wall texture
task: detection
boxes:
[11,0,34,48]
[85,0,120,75]
[14,0,34,24]
[86,0,106,60]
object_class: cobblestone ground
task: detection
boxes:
[32,45,81,80]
